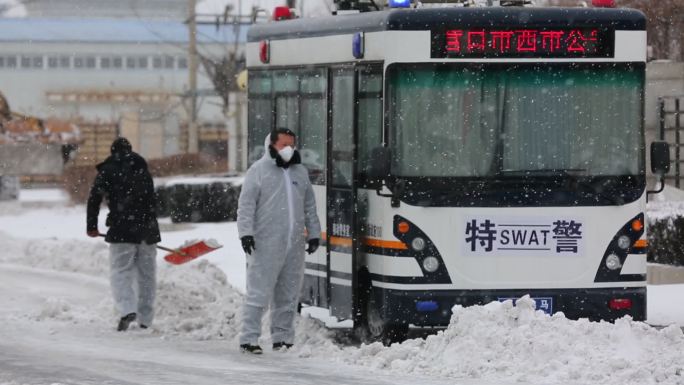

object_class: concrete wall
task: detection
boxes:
[648,264,684,285]
[0,143,64,175]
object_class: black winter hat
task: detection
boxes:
[110,137,132,155]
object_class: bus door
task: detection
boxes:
[327,67,358,319]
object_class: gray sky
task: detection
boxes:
[0,0,333,18]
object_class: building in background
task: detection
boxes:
[0,11,247,172]
[23,0,188,20]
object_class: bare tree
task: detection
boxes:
[198,52,245,115]
[544,0,683,61]
[620,0,683,61]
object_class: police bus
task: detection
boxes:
[245,0,669,343]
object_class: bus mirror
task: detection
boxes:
[651,141,670,175]
[369,147,391,179]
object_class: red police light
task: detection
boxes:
[272,6,293,21]
[592,0,616,7]
[608,298,633,310]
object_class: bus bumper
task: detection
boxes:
[378,286,646,326]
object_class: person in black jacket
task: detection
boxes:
[86,137,161,331]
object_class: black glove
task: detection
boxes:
[306,238,319,254]
[241,236,255,255]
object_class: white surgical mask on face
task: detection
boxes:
[278,146,294,162]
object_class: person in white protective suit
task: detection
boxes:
[237,128,321,354]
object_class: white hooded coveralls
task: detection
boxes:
[237,140,321,346]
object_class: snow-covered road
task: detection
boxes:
[0,264,455,385]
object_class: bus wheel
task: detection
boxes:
[359,287,408,346]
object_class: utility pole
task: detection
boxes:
[188,0,199,154]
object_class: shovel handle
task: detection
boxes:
[97,233,189,257]
[155,244,189,256]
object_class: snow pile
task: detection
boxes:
[0,230,333,347]
[154,259,334,347]
[37,298,76,322]
[334,297,684,385]
[153,259,242,339]
[0,230,109,276]
[648,200,684,222]
[647,186,684,221]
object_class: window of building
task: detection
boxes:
[164,55,174,69]
[32,56,43,69]
[126,57,136,69]
[74,57,84,68]
[177,57,188,69]
[0,57,4,68]
[85,57,96,68]
[7,56,17,68]
[20,56,31,68]
[152,56,162,69]
[100,57,111,69]
[59,56,70,68]
[137,57,148,69]
[113,57,123,69]
[48,57,59,68]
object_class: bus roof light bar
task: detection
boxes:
[389,0,412,7]
[591,0,616,7]
[272,6,293,20]
[416,0,533,6]
[333,0,381,13]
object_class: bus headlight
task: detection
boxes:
[605,254,622,270]
[411,237,426,251]
[422,256,439,272]
[617,235,631,250]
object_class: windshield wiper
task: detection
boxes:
[498,168,587,177]
[498,169,625,205]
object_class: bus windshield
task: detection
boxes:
[387,63,645,206]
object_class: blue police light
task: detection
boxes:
[388,0,411,8]
[352,32,364,59]
[416,300,439,312]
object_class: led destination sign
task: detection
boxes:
[432,27,614,58]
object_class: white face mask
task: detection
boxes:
[278,146,295,162]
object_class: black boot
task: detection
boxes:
[117,313,136,332]
[239,344,263,354]
[272,342,293,351]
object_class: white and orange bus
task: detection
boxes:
[245,0,669,343]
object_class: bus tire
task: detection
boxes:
[357,283,408,346]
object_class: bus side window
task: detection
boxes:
[299,70,327,185]
[357,69,383,186]
[247,71,273,165]
[273,70,300,134]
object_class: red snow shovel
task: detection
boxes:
[98,234,222,265]
[162,239,223,265]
